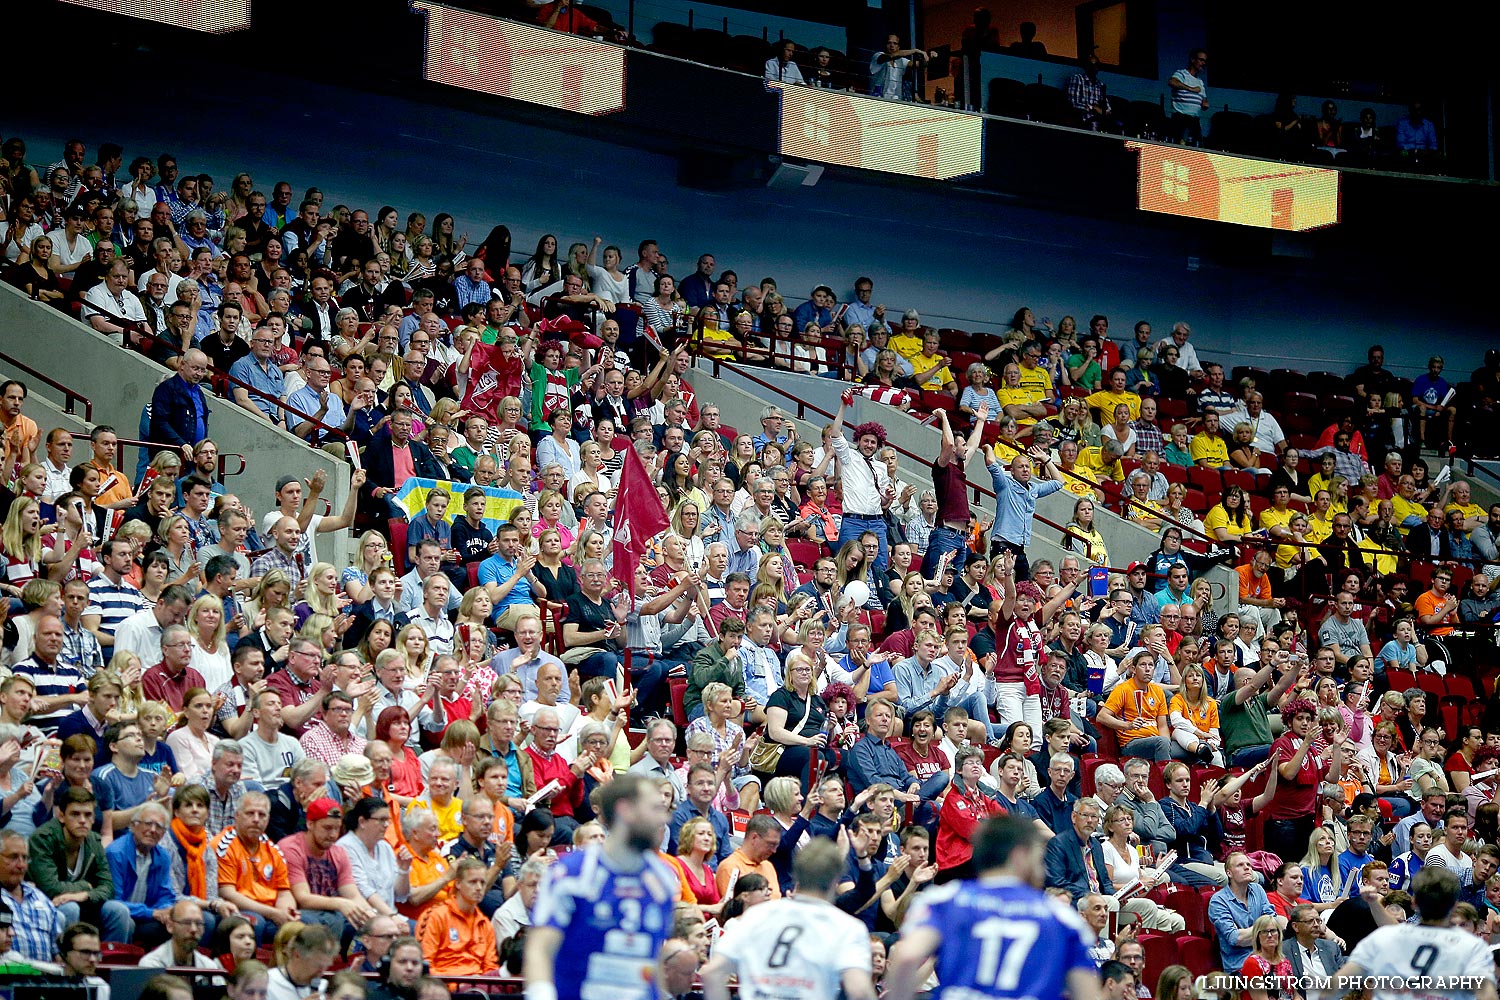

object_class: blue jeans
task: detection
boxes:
[838,514,889,574]
[922,525,968,578]
[61,899,134,943]
[1231,745,1271,769]
[954,691,1000,741]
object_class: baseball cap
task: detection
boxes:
[1127,562,1147,574]
[306,798,343,823]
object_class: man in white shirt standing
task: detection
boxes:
[869,34,928,100]
[1424,806,1475,888]
[831,392,894,573]
[1168,49,1209,144]
[702,839,875,1000]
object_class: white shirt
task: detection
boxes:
[137,268,186,299]
[265,968,324,1000]
[112,608,165,666]
[80,282,148,332]
[1223,406,1286,455]
[1424,843,1473,886]
[45,227,93,268]
[492,889,532,943]
[1170,69,1206,115]
[1156,338,1202,374]
[831,434,890,518]
[870,54,912,99]
[714,896,871,1000]
[1346,923,1494,1000]
[41,458,72,501]
[764,57,805,85]
[139,939,225,970]
[0,221,44,262]
[1295,940,1331,982]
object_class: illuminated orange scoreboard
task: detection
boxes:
[1127,142,1341,231]
[413,2,626,116]
[55,0,250,32]
[771,83,985,181]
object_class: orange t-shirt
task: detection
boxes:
[1414,590,1458,637]
[1103,678,1170,744]
[658,851,697,903]
[1237,564,1273,604]
[398,847,452,921]
[715,848,781,899]
[214,829,291,905]
[418,897,498,975]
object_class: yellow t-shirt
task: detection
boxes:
[1127,500,1165,526]
[1305,512,1334,544]
[1307,471,1339,500]
[1078,446,1123,483]
[1084,389,1141,421]
[1446,501,1483,523]
[1203,504,1249,539]
[916,356,955,390]
[1104,678,1169,743]
[889,333,925,361]
[1390,494,1428,531]
[1359,535,1398,576]
[1259,507,1296,536]
[1190,433,1229,467]
[1062,465,1099,497]
[997,386,1042,425]
[1017,364,1055,399]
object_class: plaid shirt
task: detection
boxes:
[1067,72,1108,116]
[4,882,62,963]
[249,547,304,588]
[905,512,935,555]
[1132,419,1165,458]
[193,775,247,837]
[61,619,103,677]
[299,720,367,768]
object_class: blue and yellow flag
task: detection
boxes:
[392,478,526,533]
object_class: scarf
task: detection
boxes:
[172,817,208,899]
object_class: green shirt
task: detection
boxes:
[451,445,479,471]
[687,643,747,718]
[1218,690,1271,756]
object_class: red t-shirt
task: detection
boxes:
[896,741,950,784]
[1446,751,1474,779]
[994,615,1043,692]
[1263,734,1328,820]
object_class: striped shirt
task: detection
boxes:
[85,576,146,641]
[13,656,85,733]
[2,882,62,964]
[60,620,103,677]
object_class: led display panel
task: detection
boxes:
[414,3,626,116]
[56,0,250,32]
[1127,142,1341,231]
[772,83,984,181]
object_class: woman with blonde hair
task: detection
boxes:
[454,587,496,657]
[396,623,432,688]
[154,514,199,588]
[292,561,342,629]
[341,530,391,603]
[533,489,575,557]
[104,648,148,721]
[757,519,798,596]
[1083,622,1121,693]
[186,594,233,691]
[1168,663,1222,765]
[244,569,293,627]
[419,720,482,797]
[1154,965,1195,1000]
[570,528,606,568]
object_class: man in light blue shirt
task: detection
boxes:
[228,326,285,422]
[1153,563,1191,609]
[284,354,346,446]
[1208,851,1276,972]
[738,609,782,710]
[891,631,958,719]
[986,443,1063,580]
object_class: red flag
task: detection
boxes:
[612,444,669,599]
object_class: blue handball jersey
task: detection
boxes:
[904,875,1096,1000]
[533,844,681,1000]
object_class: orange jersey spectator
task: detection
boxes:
[417,857,498,976]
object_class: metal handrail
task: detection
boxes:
[0,349,93,420]
[694,350,1105,560]
[66,431,246,485]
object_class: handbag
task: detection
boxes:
[749,692,813,773]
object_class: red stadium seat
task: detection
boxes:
[1161,463,1188,485]
[787,540,821,570]
[1417,673,1446,699]
[1177,934,1216,979]
[1095,726,1120,761]
[1385,669,1417,693]
[99,943,145,964]
[1190,765,1227,801]
[669,678,688,729]
[1187,467,1223,495]
[1163,890,1209,935]
[1148,761,1168,801]
[1222,469,1259,494]
[1140,932,1177,986]
[1080,754,1106,797]
[386,518,409,576]
[1446,675,1477,702]
[1183,488,1209,514]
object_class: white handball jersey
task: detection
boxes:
[714,896,871,1000]
[1344,923,1494,1000]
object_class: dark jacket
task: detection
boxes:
[28,817,115,905]
[148,374,211,448]
[360,428,445,496]
[1044,825,1112,903]
[1281,936,1342,979]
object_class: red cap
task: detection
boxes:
[1127,561,1147,574]
[306,798,343,823]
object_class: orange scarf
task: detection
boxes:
[172,817,208,899]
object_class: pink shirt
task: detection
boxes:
[277,831,355,897]
[391,442,415,486]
